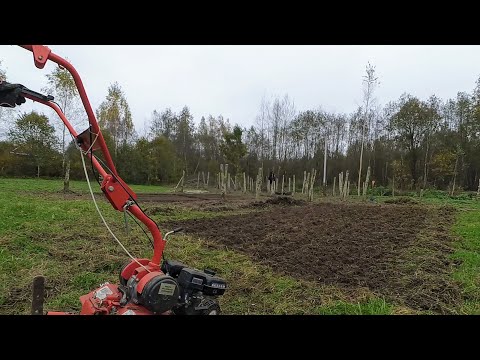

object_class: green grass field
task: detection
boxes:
[0,178,171,194]
[0,178,479,314]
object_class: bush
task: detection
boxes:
[421,189,449,199]
[384,197,419,205]
[450,192,475,200]
[370,186,391,196]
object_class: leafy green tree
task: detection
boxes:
[220,125,247,173]
[149,135,177,182]
[388,94,437,185]
[150,108,176,141]
[0,141,16,176]
[429,149,457,189]
[116,135,177,184]
[174,106,195,174]
[8,111,58,177]
[96,82,134,156]
[391,158,412,189]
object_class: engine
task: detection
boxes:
[161,259,227,315]
[163,260,227,315]
[78,258,227,315]
[125,273,180,314]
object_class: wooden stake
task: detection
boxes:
[220,165,225,198]
[63,160,70,193]
[31,276,45,315]
[181,170,185,193]
[339,171,344,197]
[305,172,310,195]
[255,167,262,200]
[363,166,371,197]
[174,171,184,192]
[225,164,229,194]
[343,170,349,200]
[308,169,316,202]
[243,172,246,193]
[220,165,224,189]
[293,175,296,196]
[302,170,306,194]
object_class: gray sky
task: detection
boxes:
[2,45,480,134]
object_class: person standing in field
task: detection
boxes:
[268,170,276,186]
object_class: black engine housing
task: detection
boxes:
[177,267,227,297]
[137,274,179,314]
[120,259,227,315]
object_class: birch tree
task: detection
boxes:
[358,62,379,196]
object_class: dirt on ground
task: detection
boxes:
[248,196,307,208]
[142,194,309,214]
[384,197,419,205]
[13,187,462,313]
[35,189,306,212]
[165,202,461,313]
[139,193,298,212]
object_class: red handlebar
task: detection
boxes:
[20,45,117,176]
[19,45,166,266]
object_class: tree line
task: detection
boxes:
[1,60,480,193]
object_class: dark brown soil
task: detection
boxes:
[139,193,257,212]
[166,202,461,313]
[248,196,307,208]
[137,193,234,203]
[384,197,419,205]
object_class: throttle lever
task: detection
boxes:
[164,227,184,241]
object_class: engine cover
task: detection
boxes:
[177,268,227,296]
[137,274,179,314]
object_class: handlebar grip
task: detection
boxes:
[173,227,184,233]
[21,87,54,102]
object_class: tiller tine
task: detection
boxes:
[31,275,45,315]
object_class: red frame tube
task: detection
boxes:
[20,45,117,176]
[19,45,165,265]
[23,93,109,179]
[128,205,165,265]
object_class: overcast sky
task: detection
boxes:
[2,45,480,135]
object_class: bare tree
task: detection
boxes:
[255,95,270,167]
[43,64,82,173]
[358,62,379,196]
[268,96,282,163]
[279,94,296,163]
